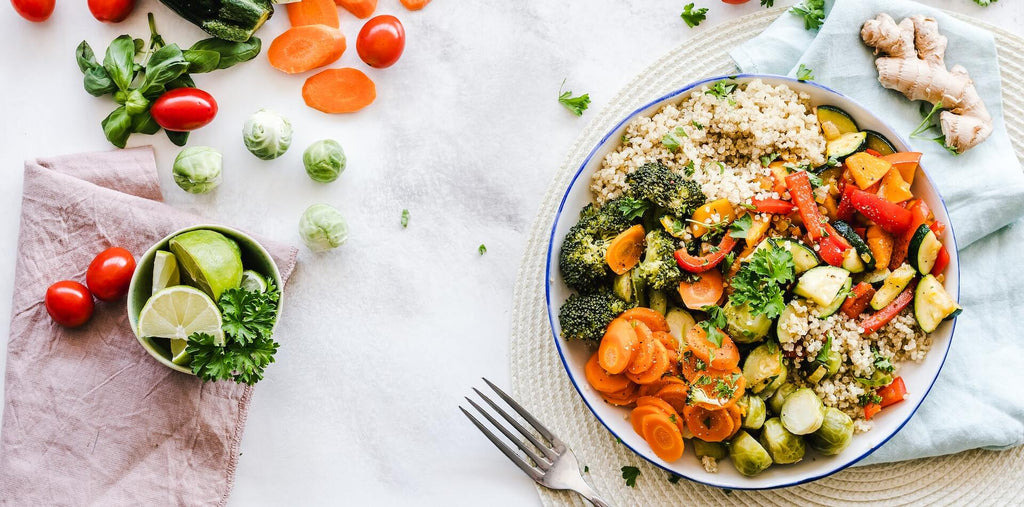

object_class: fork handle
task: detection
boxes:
[572,483,611,507]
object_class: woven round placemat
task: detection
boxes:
[509,6,1024,506]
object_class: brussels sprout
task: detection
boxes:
[648,289,669,316]
[856,369,893,388]
[760,364,789,399]
[825,350,842,378]
[303,139,346,183]
[666,307,696,343]
[298,204,348,252]
[758,417,806,464]
[242,109,293,160]
[739,394,766,430]
[743,341,785,394]
[766,383,798,415]
[172,146,222,194]
[809,407,855,456]
[689,439,725,460]
[780,388,825,435]
[724,299,773,343]
[728,431,773,476]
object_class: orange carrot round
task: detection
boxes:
[638,376,686,398]
[399,0,430,10]
[683,405,735,443]
[630,405,667,435]
[652,330,678,353]
[620,307,669,333]
[286,0,340,27]
[655,383,690,413]
[677,269,724,310]
[685,325,739,371]
[584,353,631,393]
[626,339,670,385]
[269,25,347,74]
[727,404,743,438]
[336,0,376,18]
[689,367,746,410]
[302,68,377,114]
[635,395,677,416]
[598,318,638,374]
[602,384,639,406]
[605,224,645,275]
[641,413,686,462]
[627,323,656,374]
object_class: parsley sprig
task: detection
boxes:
[974,0,997,5]
[706,80,737,100]
[558,80,591,116]
[796,63,814,82]
[698,304,728,347]
[790,0,826,30]
[616,197,650,221]
[681,3,708,28]
[728,245,795,319]
[621,465,641,487]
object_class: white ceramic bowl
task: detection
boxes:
[545,75,960,489]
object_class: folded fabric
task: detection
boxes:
[731,0,1024,464]
[0,147,297,504]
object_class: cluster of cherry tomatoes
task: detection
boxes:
[11,0,134,22]
[44,247,136,328]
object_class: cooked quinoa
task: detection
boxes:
[591,79,826,204]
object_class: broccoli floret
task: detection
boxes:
[558,291,632,341]
[634,229,684,291]
[626,162,705,217]
[558,199,638,293]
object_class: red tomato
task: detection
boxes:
[356,15,406,69]
[150,88,218,132]
[86,247,136,301]
[11,0,55,21]
[45,281,94,328]
[721,0,750,3]
[88,0,134,22]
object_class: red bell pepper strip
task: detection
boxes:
[865,148,883,157]
[878,377,908,408]
[930,246,950,275]
[751,198,796,214]
[860,280,917,335]
[674,234,737,273]
[929,220,947,236]
[849,188,914,235]
[840,282,876,319]
[818,228,851,267]
[836,184,857,223]
[890,200,931,269]
[863,402,882,420]
[785,171,828,241]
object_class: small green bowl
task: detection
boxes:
[126,224,284,374]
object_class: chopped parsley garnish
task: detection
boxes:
[478,244,488,255]
[728,214,753,239]
[683,160,696,177]
[616,197,651,221]
[558,80,591,116]
[872,347,894,373]
[698,304,728,347]
[706,80,737,99]
[796,63,814,82]
[713,379,736,399]
[662,133,681,151]
[680,3,708,28]
[668,473,682,484]
[760,152,779,167]
[761,0,774,6]
[401,209,410,228]
[858,393,883,406]
[816,333,833,363]
[621,466,641,487]
[790,0,826,30]
[721,251,736,275]
[974,0,997,5]
[729,245,795,319]
[621,135,630,144]
[691,120,704,130]
[584,465,589,473]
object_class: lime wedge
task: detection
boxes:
[170,338,191,365]
[240,269,267,293]
[152,250,181,295]
[168,230,243,301]
[139,286,225,346]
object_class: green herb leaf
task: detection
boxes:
[83,66,117,97]
[681,3,708,28]
[761,0,774,6]
[683,160,696,177]
[130,111,161,135]
[816,333,833,363]
[478,244,487,255]
[790,0,826,30]
[728,214,753,239]
[616,197,650,221]
[401,209,411,228]
[558,80,591,116]
[706,81,737,100]
[101,106,133,149]
[796,63,814,82]
[911,101,944,138]
[974,0,997,5]
[102,35,137,92]
[662,132,682,152]
[124,89,149,116]
[691,120,704,130]
[760,152,779,167]
[219,284,281,345]
[698,305,727,348]
[189,37,262,70]
[621,466,641,487]
[166,129,189,146]
[872,347,895,373]
[139,43,190,98]
[728,245,795,319]
[668,473,682,484]
[75,41,99,73]
[183,49,221,74]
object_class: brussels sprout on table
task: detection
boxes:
[299,203,348,252]
[739,394,766,430]
[728,431,773,477]
[243,109,293,160]
[172,146,222,194]
[780,387,826,435]
[303,139,346,183]
[809,407,855,456]
[759,417,806,464]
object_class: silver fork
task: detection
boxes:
[460,378,611,507]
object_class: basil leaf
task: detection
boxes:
[167,74,196,90]
[75,41,99,73]
[139,43,189,96]
[124,89,150,116]
[83,67,117,96]
[101,106,133,148]
[131,111,161,135]
[133,38,145,53]
[166,129,189,146]
[102,35,136,92]
[183,49,221,74]
[189,37,262,69]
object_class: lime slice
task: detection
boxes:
[168,230,243,301]
[152,250,181,295]
[139,286,225,346]
[170,338,191,365]
[240,269,267,293]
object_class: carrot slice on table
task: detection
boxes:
[630,405,668,435]
[302,68,377,113]
[584,352,631,393]
[627,322,656,374]
[336,0,376,18]
[399,0,430,10]
[598,318,638,374]
[626,339,670,385]
[620,307,669,333]
[605,224,646,275]
[683,405,735,443]
[677,270,724,310]
[268,25,347,74]
[641,413,686,462]
[655,383,690,413]
[286,0,340,27]
[684,325,739,371]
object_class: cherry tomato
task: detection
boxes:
[356,15,406,69]
[721,0,750,3]
[45,281,94,328]
[11,0,55,22]
[88,0,134,22]
[150,88,218,132]
[86,247,136,301]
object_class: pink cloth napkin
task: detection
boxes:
[0,147,297,505]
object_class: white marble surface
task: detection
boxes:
[0,1,1020,505]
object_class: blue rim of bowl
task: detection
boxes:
[543,74,960,490]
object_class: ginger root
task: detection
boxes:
[861,13,992,153]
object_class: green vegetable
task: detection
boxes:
[303,140,346,183]
[766,383,797,415]
[780,387,825,435]
[809,407,855,455]
[705,81,737,100]
[243,109,293,160]
[739,394,767,430]
[558,80,590,116]
[692,439,728,460]
[680,3,708,28]
[401,209,410,228]
[621,465,640,487]
[760,0,774,6]
[172,146,222,194]
[796,63,814,82]
[158,0,273,42]
[558,291,631,341]
[728,244,795,319]
[790,0,826,30]
[478,244,487,255]
[743,341,785,394]
[973,0,997,7]
[723,299,772,343]
[759,417,806,464]
[728,431,773,476]
[558,199,637,293]
[634,230,685,291]
[625,162,706,217]
[299,204,349,252]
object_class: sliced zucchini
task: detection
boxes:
[870,263,916,310]
[665,307,696,343]
[780,388,825,435]
[817,105,859,135]
[794,266,851,306]
[612,271,634,303]
[826,131,868,161]
[724,299,773,343]
[864,130,897,156]
[841,248,866,274]
[861,268,891,286]
[832,220,875,271]
[752,238,820,274]
[743,341,785,394]
[817,277,852,318]
[915,274,961,333]
[908,224,943,275]
[648,289,669,316]
[803,363,829,384]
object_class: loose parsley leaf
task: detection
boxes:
[760,152,779,167]
[621,466,641,487]
[728,245,795,319]
[761,0,774,6]
[584,466,589,473]
[662,132,682,152]
[558,80,590,116]
[668,473,682,484]
[858,392,883,406]
[478,244,488,255]
[616,197,651,221]
[401,209,410,228]
[790,0,826,30]
[911,101,944,138]
[680,3,708,28]
[683,160,696,177]
[816,333,833,363]
[872,347,895,373]
[796,63,814,82]
[691,120,704,130]
[728,214,753,239]
[974,0,997,5]
[698,305,728,347]
[706,80,737,99]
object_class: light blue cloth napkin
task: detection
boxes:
[731,0,1024,465]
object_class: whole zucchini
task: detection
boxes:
[160,0,273,42]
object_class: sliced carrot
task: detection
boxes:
[679,349,709,383]
[598,318,638,374]
[302,68,377,114]
[684,325,739,371]
[584,353,631,393]
[605,224,645,275]
[641,413,686,462]
[683,405,735,443]
[268,25,347,74]
[637,376,686,398]
[620,307,669,333]
[655,383,690,413]
[688,367,745,410]
[652,330,678,353]
[286,0,340,27]
[602,384,639,406]
[399,0,430,10]
[335,0,375,18]
[626,339,670,385]
[636,395,677,415]
[727,404,743,438]
[677,270,724,310]
[627,323,656,375]
[630,405,668,435]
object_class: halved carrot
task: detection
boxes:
[399,0,430,10]
[602,384,639,406]
[726,404,743,438]
[655,383,690,413]
[684,325,739,371]
[630,405,668,435]
[606,225,645,275]
[268,25,347,74]
[286,0,340,27]
[620,307,669,333]
[626,339,670,385]
[598,318,638,374]
[335,0,375,18]
[677,270,724,310]
[683,405,735,443]
[584,353,631,393]
[642,413,686,462]
[638,376,686,398]
[688,367,745,410]
[627,323,656,375]
[303,67,377,113]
